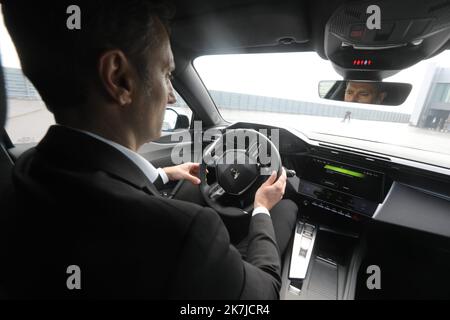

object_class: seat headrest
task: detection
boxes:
[0,55,6,130]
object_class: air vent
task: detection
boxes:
[317,143,392,162]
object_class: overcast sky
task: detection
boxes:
[2,11,450,115]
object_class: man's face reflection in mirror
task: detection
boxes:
[344,81,387,104]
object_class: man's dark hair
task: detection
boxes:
[2,0,173,113]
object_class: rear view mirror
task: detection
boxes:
[319,80,412,106]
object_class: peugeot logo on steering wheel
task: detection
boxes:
[230,168,240,180]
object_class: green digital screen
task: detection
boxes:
[324,165,365,178]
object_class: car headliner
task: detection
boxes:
[170,0,450,59]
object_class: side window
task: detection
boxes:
[3,68,54,144]
[1,9,55,145]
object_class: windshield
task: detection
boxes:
[194,51,450,168]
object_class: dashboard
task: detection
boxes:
[227,122,450,238]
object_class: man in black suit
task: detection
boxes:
[1,0,297,299]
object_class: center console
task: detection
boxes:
[281,219,364,300]
[280,156,387,300]
[288,221,317,280]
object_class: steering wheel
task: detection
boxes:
[199,129,282,218]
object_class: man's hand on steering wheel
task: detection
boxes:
[254,169,287,211]
[163,162,202,185]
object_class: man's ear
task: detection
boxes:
[98,50,135,106]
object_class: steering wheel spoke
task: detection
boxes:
[246,141,261,161]
[208,182,226,201]
[208,154,221,166]
[259,165,275,176]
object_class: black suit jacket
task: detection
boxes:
[2,126,281,299]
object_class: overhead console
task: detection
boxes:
[324,0,450,79]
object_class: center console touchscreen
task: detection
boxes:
[301,157,385,203]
